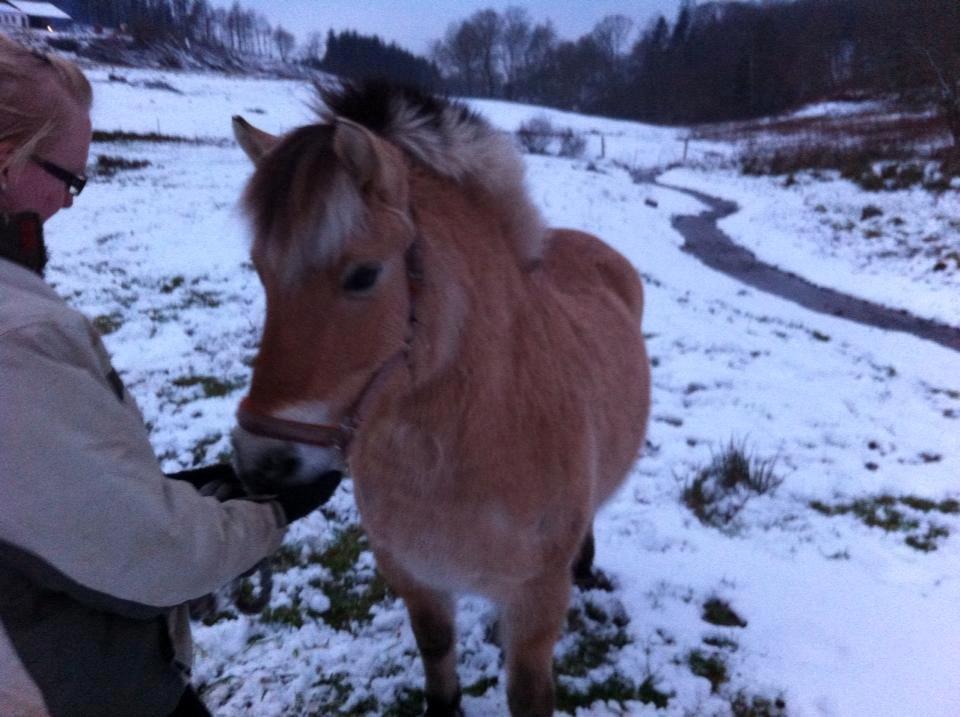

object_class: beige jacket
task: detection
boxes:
[0,257,286,716]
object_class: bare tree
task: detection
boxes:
[433,20,485,95]
[591,14,634,63]
[469,9,505,96]
[501,6,531,98]
[304,30,325,64]
[273,25,295,61]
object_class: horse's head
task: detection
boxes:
[230,113,417,493]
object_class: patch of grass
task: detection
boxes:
[160,276,185,293]
[261,600,306,629]
[730,691,788,717]
[92,313,123,335]
[189,433,222,466]
[92,129,228,146]
[905,525,951,553]
[556,673,672,714]
[307,673,379,716]
[172,374,245,398]
[687,650,729,693]
[182,289,222,308]
[307,526,394,631]
[557,597,630,678]
[637,676,673,709]
[269,544,304,572]
[201,610,238,626]
[381,687,424,717]
[463,676,499,697]
[703,635,739,651]
[811,495,955,551]
[553,593,663,712]
[94,154,151,177]
[702,598,748,628]
[682,441,783,533]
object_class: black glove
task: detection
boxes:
[272,471,343,523]
[166,464,247,502]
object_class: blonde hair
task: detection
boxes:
[0,35,92,173]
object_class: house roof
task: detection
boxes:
[0,5,24,14]
[3,2,71,20]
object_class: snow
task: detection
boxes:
[787,101,890,120]
[658,167,960,327]
[40,67,960,715]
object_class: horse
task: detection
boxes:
[230,81,651,717]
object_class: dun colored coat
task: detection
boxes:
[231,82,651,717]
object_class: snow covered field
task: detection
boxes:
[44,68,960,716]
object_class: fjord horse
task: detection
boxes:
[231,82,650,716]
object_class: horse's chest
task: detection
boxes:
[352,466,548,591]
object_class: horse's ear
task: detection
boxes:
[332,119,384,193]
[233,116,278,162]
[333,119,410,207]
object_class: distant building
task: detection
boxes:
[0,1,72,32]
[0,4,27,29]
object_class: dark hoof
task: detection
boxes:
[425,689,463,717]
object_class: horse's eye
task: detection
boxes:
[342,263,382,293]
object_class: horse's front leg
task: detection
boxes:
[376,552,462,716]
[501,573,571,717]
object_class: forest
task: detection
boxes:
[55,0,960,128]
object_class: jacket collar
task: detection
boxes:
[0,213,47,277]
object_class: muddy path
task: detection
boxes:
[657,181,960,353]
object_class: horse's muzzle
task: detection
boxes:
[231,423,346,495]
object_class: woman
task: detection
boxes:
[0,37,340,716]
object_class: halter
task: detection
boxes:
[236,230,423,457]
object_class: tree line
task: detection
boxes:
[53,0,960,133]
[310,31,441,90]
[57,0,296,58]
[431,0,960,127]
[56,1,439,85]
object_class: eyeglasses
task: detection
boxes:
[30,155,87,197]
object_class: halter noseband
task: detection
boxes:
[235,236,422,456]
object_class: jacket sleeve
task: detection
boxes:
[0,317,286,619]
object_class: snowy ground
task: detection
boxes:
[42,69,960,716]
[658,167,960,327]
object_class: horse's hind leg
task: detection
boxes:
[409,589,462,717]
[572,525,613,591]
[376,554,462,715]
[501,574,571,717]
[572,527,595,586]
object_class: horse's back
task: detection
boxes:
[540,228,650,506]
[542,229,644,322]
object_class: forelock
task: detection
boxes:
[242,123,365,281]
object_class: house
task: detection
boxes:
[0,4,27,29]
[0,1,72,32]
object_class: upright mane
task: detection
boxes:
[316,81,545,264]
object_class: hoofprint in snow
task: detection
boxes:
[43,68,960,716]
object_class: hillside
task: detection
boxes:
[42,64,960,716]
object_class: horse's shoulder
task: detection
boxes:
[541,229,644,318]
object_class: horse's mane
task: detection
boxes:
[316,81,545,264]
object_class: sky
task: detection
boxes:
[210,1,696,55]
